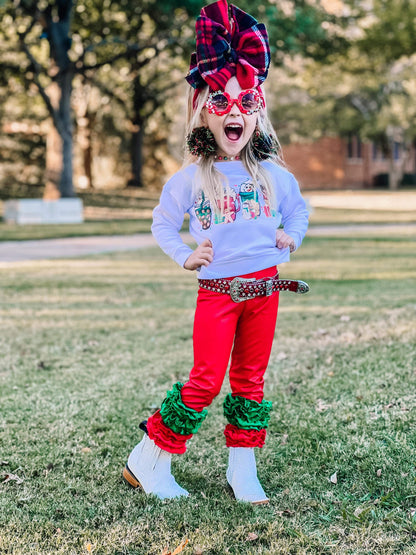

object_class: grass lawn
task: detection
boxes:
[1,234,416,554]
[0,188,157,241]
[0,219,153,242]
[0,189,415,241]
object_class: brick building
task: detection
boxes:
[282,135,416,190]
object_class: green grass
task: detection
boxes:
[0,219,153,241]
[308,207,416,226]
[1,190,415,241]
[1,235,416,554]
[0,188,158,241]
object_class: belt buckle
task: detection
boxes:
[265,278,274,297]
[230,277,255,303]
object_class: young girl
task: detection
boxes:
[123,0,309,504]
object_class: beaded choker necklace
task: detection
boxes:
[214,155,241,161]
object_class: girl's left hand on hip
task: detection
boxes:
[275,229,296,253]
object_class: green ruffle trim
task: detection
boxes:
[160,382,208,435]
[223,394,272,430]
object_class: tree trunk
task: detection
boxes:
[58,70,74,197]
[44,118,62,201]
[82,115,94,189]
[73,84,95,189]
[44,81,62,200]
[43,74,75,198]
[388,156,400,190]
[127,119,145,188]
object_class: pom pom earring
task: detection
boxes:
[252,130,279,160]
[187,127,217,158]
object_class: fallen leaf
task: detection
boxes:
[81,447,92,454]
[85,543,93,553]
[172,539,189,555]
[276,352,287,361]
[325,356,333,365]
[282,488,290,495]
[3,473,23,485]
[317,328,329,336]
[330,471,338,484]
[193,547,204,555]
[247,533,258,541]
[376,469,382,477]
[340,315,350,322]
[327,371,334,377]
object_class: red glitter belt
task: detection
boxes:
[198,272,309,303]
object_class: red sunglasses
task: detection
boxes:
[205,89,264,116]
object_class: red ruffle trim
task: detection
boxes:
[224,424,267,448]
[147,410,192,455]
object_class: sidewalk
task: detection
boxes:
[0,224,415,263]
[0,233,166,263]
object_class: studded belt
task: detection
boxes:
[198,272,310,303]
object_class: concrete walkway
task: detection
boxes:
[0,233,168,263]
[0,224,415,263]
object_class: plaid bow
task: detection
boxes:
[186,0,270,91]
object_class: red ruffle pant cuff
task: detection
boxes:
[146,410,192,455]
[224,424,267,448]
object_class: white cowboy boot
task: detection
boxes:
[123,434,189,500]
[226,447,269,505]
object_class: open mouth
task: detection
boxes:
[224,124,243,141]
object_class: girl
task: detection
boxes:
[123,0,309,504]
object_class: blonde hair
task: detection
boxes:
[183,85,285,215]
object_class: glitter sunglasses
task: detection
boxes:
[205,89,263,116]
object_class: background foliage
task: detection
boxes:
[0,0,415,195]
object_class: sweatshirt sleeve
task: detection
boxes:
[151,173,194,268]
[279,173,309,249]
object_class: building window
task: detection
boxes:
[357,137,362,158]
[347,136,353,158]
[347,135,363,159]
[394,141,401,160]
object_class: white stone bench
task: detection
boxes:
[3,199,84,225]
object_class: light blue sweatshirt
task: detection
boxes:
[151,160,309,279]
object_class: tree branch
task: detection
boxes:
[87,76,130,111]
[18,36,60,131]
[74,39,148,73]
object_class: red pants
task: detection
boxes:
[147,266,279,453]
[181,266,279,410]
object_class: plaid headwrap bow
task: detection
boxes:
[186,0,270,91]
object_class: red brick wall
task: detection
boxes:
[282,137,346,190]
[281,136,416,189]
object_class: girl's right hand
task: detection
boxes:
[184,239,213,270]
